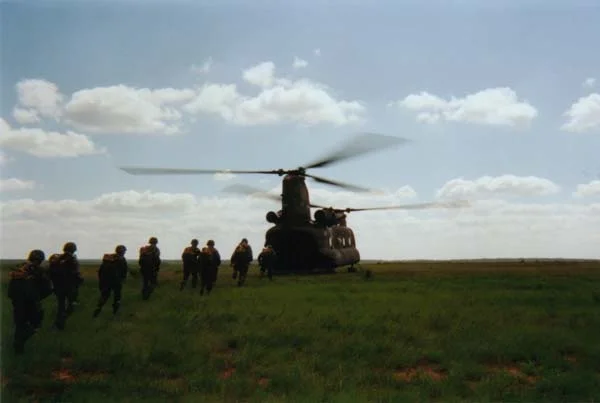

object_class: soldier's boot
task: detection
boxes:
[112,302,120,315]
[93,306,102,318]
[179,281,186,291]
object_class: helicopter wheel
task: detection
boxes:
[347,265,357,273]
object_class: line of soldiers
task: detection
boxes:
[6,237,277,354]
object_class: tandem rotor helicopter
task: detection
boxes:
[120,133,469,274]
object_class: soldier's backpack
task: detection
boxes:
[7,262,53,301]
[139,246,158,268]
[48,253,65,281]
[199,247,213,267]
[99,253,119,277]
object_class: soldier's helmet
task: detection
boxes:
[63,242,77,253]
[241,238,248,244]
[207,240,215,246]
[28,249,45,262]
[191,239,199,246]
[148,237,158,245]
[115,245,127,255]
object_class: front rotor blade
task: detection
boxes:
[305,173,375,193]
[221,184,281,202]
[120,167,279,175]
[303,132,410,169]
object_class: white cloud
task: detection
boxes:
[191,57,213,74]
[184,61,365,126]
[561,93,600,133]
[573,180,600,198]
[242,61,279,88]
[0,178,36,192]
[10,59,362,134]
[436,175,560,200]
[12,107,40,125]
[394,87,538,127]
[1,187,598,260]
[314,48,321,56]
[293,56,308,69]
[15,79,64,121]
[0,118,105,158]
[583,77,596,88]
[63,85,196,135]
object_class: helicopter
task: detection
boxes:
[119,132,469,274]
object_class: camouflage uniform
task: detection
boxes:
[230,239,253,286]
[199,240,221,295]
[139,237,161,300]
[180,239,201,290]
[258,245,277,280]
[93,245,128,317]
[49,242,83,330]
[7,250,53,353]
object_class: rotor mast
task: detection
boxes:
[281,171,312,225]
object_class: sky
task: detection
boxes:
[1,0,599,260]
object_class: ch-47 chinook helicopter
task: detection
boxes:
[120,133,469,274]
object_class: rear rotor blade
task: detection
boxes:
[309,200,471,211]
[120,167,279,175]
[221,184,281,202]
[303,132,410,169]
[345,200,471,212]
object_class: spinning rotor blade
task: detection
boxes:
[120,167,279,175]
[310,200,471,212]
[303,132,410,169]
[304,173,378,193]
[221,184,281,202]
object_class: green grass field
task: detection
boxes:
[2,259,600,402]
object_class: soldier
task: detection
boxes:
[199,240,221,295]
[180,239,201,290]
[206,239,221,282]
[7,250,53,353]
[230,238,253,286]
[258,244,277,280]
[93,245,128,317]
[48,242,83,330]
[139,237,161,300]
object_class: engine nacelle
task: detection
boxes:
[266,211,279,224]
[314,209,345,227]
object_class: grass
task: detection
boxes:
[2,258,600,402]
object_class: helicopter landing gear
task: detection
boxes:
[347,263,363,273]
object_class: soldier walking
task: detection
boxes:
[7,250,53,353]
[48,242,83,330]
[93,245,128,317]
[199,240,221,295]
[139,237,161,300]
[258,244,277,281]
[180,239,201,290]
[230,238,253,286]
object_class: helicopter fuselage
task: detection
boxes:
[263,173,361,273]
